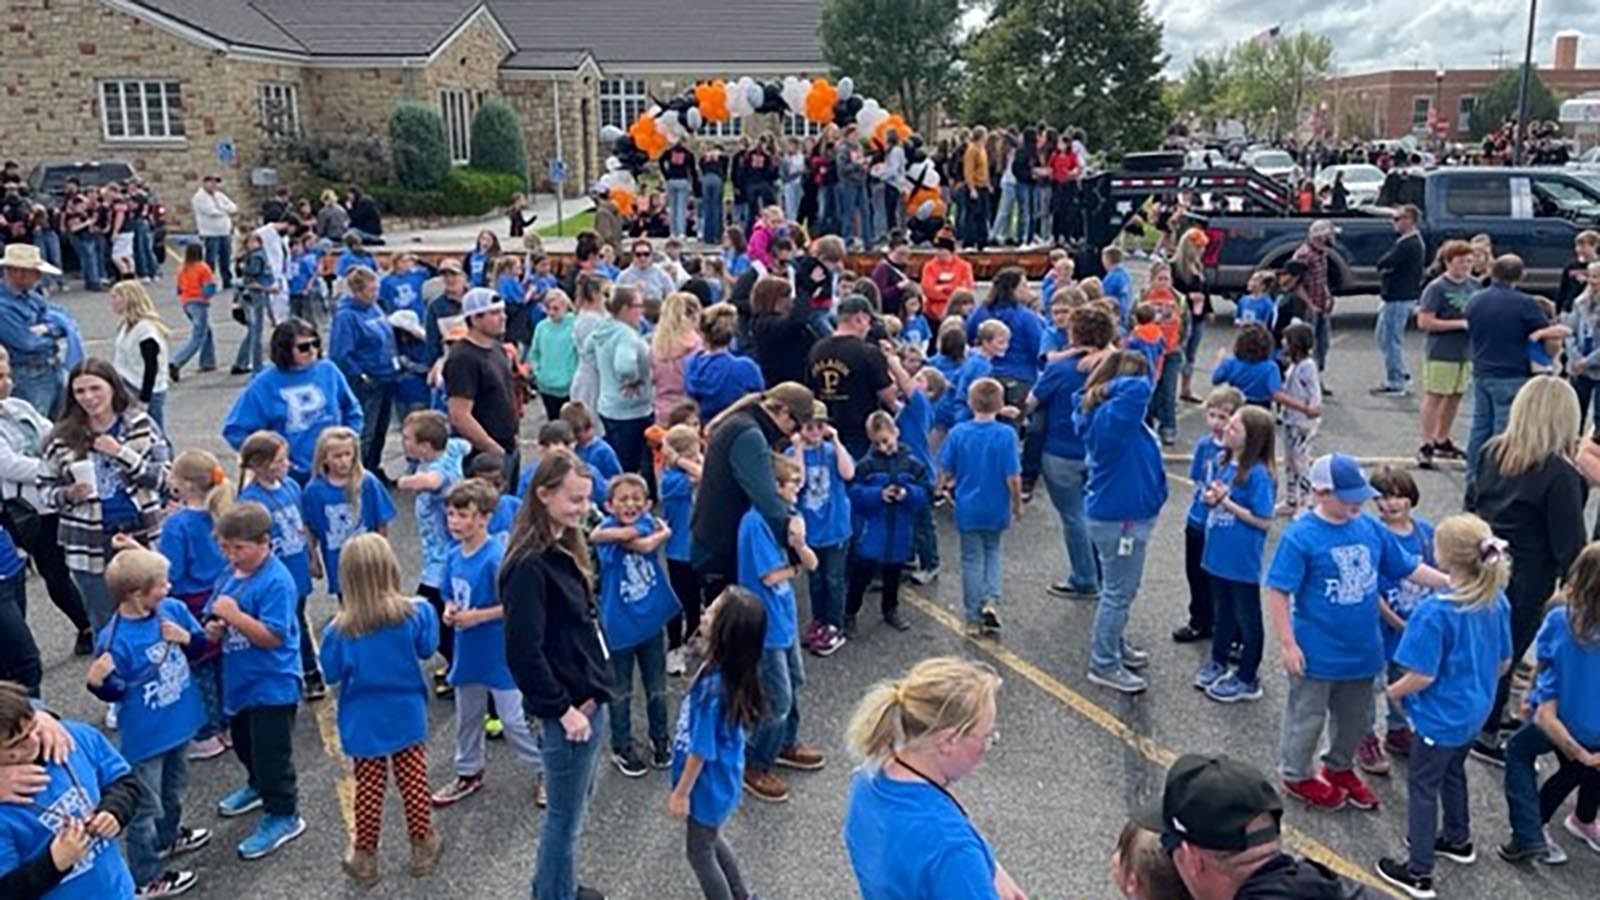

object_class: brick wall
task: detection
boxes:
[501,75,598,197]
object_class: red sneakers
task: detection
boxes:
[1323,766,1380,810]
[1282,776,1347,810]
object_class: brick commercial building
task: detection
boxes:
[1,0,825,228]
[1321,31,1600,141]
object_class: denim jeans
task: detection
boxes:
[132,218,158,278]
[839,182,866,245]
[10,358,61,419]
[127,744,190,885]
[958,529,1003,621]
[1406,739,1472,877]
[911,503,940,572]
[782,180,802,223]
[534,705,608,900]
[1151,353,1181,437]
[203,235,232,289]
[665,179,692,238]
[960,189,991,249]
[699,175,724,244]
[1182,317,1205,379]
[747,642,802,770]
[73,569,114,634]
[0,575,40,695]
[1312,311,1332,372]
[1014,182,1037,244]
[1465,375,1526,499]
[990,182,1018,243]
[146,391,166,432]
[1209,576,1263,683]
[609,631,668,750]
[171,302,215,371]
[232,290,268,373]
[33,230,63,291]
[807,543,849,628]
[192,656,224,740]
[353,376,396,474]
[1086,517,1155,671]
[1040,454,1098,594]
[1375,300,1416,389]
[71,231,105,290]
[1504,722,1600,847]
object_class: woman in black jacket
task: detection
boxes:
[747,276,816,388]
[501,450,616,900]
[1470,376,1586,764]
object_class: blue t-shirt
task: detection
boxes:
[684,351,766,422]
[1212,357,1283,404]
[799,442,852,548]
[94,421,139,526]
[949,354,994,424]
[575,437,622,505]
[1031,355,1089,460]
[670,669,746,827]
[595,514,679,651]
[94,600,205,764]
[1378,517,1436,660]
[413,438,468,589]
[902,314,932,349]
[897,389,935,477]
[1265,511,1419,681]
[496,274,525,308]
[209,555,302,716]
[158,507,225,597]
[1102,266,1134,326]
[0,528,22,581]
[1236,294,1277,329]
[737,508,797,649]
[222,362,363,479]
[843,767,999,900]
[302,472,396,596]
[490,494,520,539]
[1395,593,1512,747]
[1531,606,1600,748]
[335,249,377,279]
[1528,337,1552,369]
[319,599,439,758]
[938,419,1020,533]
[467,251,492,287]
[240,479,313,598]
[378,269,428,318]
[0,722,135,900]
[660,467,695,562]
[443,537,513,689]
[1185,434,1226,528]
[1201,462,1275,583]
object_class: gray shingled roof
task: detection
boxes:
[131,0,486,56]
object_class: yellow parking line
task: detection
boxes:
[900,589,1402,897]
[307,629,356,837]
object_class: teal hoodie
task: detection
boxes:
[586,317,654,421]
[529,313,577,396]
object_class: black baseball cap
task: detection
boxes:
[1134,754,1283,853]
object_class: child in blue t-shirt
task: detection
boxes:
[1234,271,1278,331]
[1265,454,1447,814]
[160,450,232,757]
[684,305,766,422]
[1177,387,1242,645]
[86,548,210,896]
[464,230,498,288]
[792,403,854,656]
[237,431,325,700]
[303,427,396,601]
[1376,514,1511,894]
[378,253,428,318]
[1194,407,1277,704]
[1361,467,1436,773]
[900,290,932,350]
[428,481,544,807]
[287,234,324,319]
[463,451,520,541]
[396,410,469,697]
[0,685,143,899]
[848,411,931,637]
[204,502,307,859]
[661,425,704,674]
[560,402,622,506]
[951,320,1009,424]
[900,367,944,581]
[668,587,767,900]
[938,378,1023,634]
[334,233,377,280]
[1211,323,1283,408]
[591,473,681,776]
[317,533,441,883]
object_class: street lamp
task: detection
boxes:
[1514,0,1538,165]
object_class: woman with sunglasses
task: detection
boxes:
[843,656,1025,900]
[222,318,362,484]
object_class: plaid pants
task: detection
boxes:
[352,743,432,853]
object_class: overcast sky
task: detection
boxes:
[1140,1,1596,77]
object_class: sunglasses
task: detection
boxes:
[633,251,652,258]
[295,340,320,353]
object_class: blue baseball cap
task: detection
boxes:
[1309,454,1378,504]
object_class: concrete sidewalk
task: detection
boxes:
[390,190,590,248]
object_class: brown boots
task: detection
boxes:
[342,848,379,888]
[342,829,441,887]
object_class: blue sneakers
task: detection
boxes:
[238,814,306,860]
[1192,661,1228,690]
[1206,673,1263,703]
[216,785,262,818]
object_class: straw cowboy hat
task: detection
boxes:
[0,243,62,276]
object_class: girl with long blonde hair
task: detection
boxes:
[305,426,396,601]
[109,278,172,428]
[320,533,442,885]
[650,292,703,421]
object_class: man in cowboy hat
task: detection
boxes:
[0,244,70,414]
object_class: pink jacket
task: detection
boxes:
[650,333,702,421]
[749,221,776,271]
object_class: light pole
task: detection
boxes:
[1435,67,1446,154]
[1514,0,1538,165]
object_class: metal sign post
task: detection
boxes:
[552,76,565,236]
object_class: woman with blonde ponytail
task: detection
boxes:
[842,656,1025,900]
[1377,513,1513,895]
[161,449,235,758]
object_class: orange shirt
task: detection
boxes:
[919,256,975,319]
[176,262,215,304]
[1143,286,1182,353]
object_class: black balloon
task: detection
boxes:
[614,136,647,174]
[833,95,864,127]
[756,81,787,115]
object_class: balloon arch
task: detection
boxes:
[595,76,944,221]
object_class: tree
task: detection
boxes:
[962,0,1168,157]
[469,99,529,186]
[1167,30,1334,137]
[389,103,450,190]
[1176,50,1231,121]
[820,0,964,134]
[1469,67,1560,139]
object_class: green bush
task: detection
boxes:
[358,168,523,218]
[389,103,451,190]
[469,100,528,186]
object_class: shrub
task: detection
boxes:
[469,100,528,186]
[389,103,450,190]
[358,168,523,218]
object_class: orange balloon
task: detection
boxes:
[695,80,729,123]
[905,186,945,219]
[873,114,912,150]
[805,78,838,125]
[628,113,668,160]
[609,187,636,218]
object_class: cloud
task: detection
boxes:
[1149,0,1600,76]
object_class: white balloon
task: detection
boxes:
[923,168,941,188]
[838,76,855,100]
[782,78,810,115]
[723,80,751,118]
[744,80,764,111]
[686,107,703,131]
[655,110,681,138]
[604,155,622,173]
[599,125,625,144]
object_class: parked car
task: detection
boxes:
[1243,148,1303,183]
[1313,164,1386,207]
[25,159,138,207]
[1199,167,1600,296]
[1568,146,1600,173]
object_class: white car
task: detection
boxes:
[1568,146,1600,173]
[1243,149,1302,183]
[1314,164,1386,207]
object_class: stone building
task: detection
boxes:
[1,0,824,228]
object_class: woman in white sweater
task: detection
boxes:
[109,280,171,430]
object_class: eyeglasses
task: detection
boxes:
[294,340,320,353]
[633,251,652,258]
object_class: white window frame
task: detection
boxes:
[698,117,742,138]
[258,82,301,141]
[783,112,822,138]
[99,79,185,142]
[1457,95,1477,133]
[1410,96,1431,132]
[599,78,648,131]
[440,88,473,165]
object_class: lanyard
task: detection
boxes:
[890,754,967,820]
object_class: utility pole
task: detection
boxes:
[1513,0,1538,166]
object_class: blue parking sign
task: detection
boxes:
[548,158,566,184]
[216,138,236,166]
